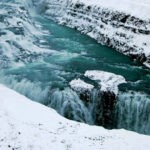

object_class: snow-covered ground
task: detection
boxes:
[0,84,150,150]
[41,0,150,68]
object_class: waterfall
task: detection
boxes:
[0,75,49,104]
[115,91,150,135]
[48,88,94,124]
[1,72,150,135]
[0,74,94,124]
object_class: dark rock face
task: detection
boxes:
[130,53,147,64]
[95,91,116,128]
[79,90,91,102]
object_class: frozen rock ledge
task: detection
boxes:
[69,78,94,93]
[85,70,126,95]
[0,84,150,150]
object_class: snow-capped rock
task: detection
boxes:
[69,78,94,101]
[70,78,94,92]
[84,70,126,95]
[0,84,150,150]
[40,0,150,68]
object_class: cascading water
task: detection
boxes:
[0,0,150,135]
[115,91,150,135]
[48,88,93,124]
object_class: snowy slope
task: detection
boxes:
[0,84,150,150]
[40,0,150,68]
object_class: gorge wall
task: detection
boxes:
[38,0,150,68]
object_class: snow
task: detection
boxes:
[43,0,150,20]
[85,70,126,94]
[0,84,150,150]
[70,71,126,95]
[70,78,94,92]
[71,0,150,19]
